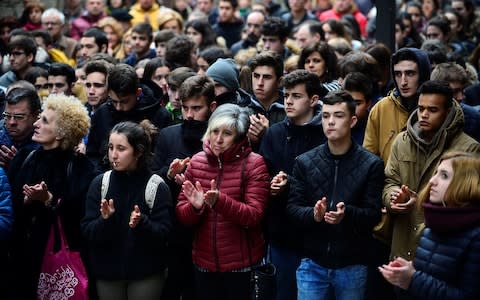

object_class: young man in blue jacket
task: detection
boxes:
[259,70,326,300]
[287,90,384,300]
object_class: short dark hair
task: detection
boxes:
[108,64,139,96]
[8,35,37,58]
[179,75,215,104]
[418,80,453,109]
[343,72,373,101]
[283,69,322,98]
[24,66,48,85]
[260,17,289,40]
[249,51,284,79]
[165,35,196,69]
[154,29,177,46]
[5,87,41,114]
[131,23,153,41]
[198,46,232,66]
[32,29,52,47]
[220,0,238,9]
[84,59,112,78]
[83,28,108,52]
[322,90,356,117]
[337,51,380,82]
[48,63,76,85]
[298,42,338,82]
[167,67,196,87]
[427,16,450,37]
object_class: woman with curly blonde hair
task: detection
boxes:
[7,94,97,299]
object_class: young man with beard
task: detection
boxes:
[363,48,431,163]
[152,75,217,300]
[259,70,326,300]
[287,90,384,300]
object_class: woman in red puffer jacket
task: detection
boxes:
[176,103,270,300]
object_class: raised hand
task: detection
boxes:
[182,180,205,210]
[248,114,269,144]
[270,171,288,196]
[313,197,328,222]
[167,157,191,180]
[0,145,17,167]
[129,205,141,228]
[100,199,115,219]
[204,179,219,208]
[324,202,345,224]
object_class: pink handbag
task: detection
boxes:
[37,216,88,300]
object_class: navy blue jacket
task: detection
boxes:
[287,142,384,268]
[259,109,326,249]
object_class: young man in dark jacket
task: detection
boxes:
[259,70,326,300]
[152,75,217,300]
[287,90,384,300]
[86,64,170,172]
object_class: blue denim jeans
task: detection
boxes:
[296,258,367,300]
[270,244,301,300]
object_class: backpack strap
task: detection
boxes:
[100,171,164,213]
[145,174,164,213]
[101,170,112,200]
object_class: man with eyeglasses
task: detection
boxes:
[41,8,77,59]
[47,63,76,96]
[86,64,171,172]
[0,87,41,169]
[0,36,37,92]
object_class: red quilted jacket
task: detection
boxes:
[176,139,270,272]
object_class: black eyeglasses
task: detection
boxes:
[48,82,66,89]
[3,112,28,121]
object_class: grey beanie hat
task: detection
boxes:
[206,58,239,91]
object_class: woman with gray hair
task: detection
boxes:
[176,103,270,300]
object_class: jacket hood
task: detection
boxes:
[391,48,431,104]
[406,99,464,151]
[108,83,160,116]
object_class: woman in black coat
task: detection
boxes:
[379,151,480,300]
[7,94,95,300]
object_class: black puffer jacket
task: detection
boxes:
[287,142,384,268]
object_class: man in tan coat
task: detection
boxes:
[383,80,480,262]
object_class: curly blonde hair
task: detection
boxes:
[42,94,90,150]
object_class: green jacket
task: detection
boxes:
[363,91,409,163]
[383,100,480,260]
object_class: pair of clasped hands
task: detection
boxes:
[389,184,418,213]
[270,171,345,224]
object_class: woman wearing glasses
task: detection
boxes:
[7,94,96,299]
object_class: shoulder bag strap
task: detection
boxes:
[101,170,112,200]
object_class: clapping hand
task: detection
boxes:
[204,179,219,208]
[23,181,52,204]
[378,257,415,290]
[129,205,141,228]
[324,202,345,224]
[313,197,328,222]
[100,199,115,219]
[390,185,417,213]
[182,180,205,210]
[270,171,288,196]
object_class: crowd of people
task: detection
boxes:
[0,0,479,299]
